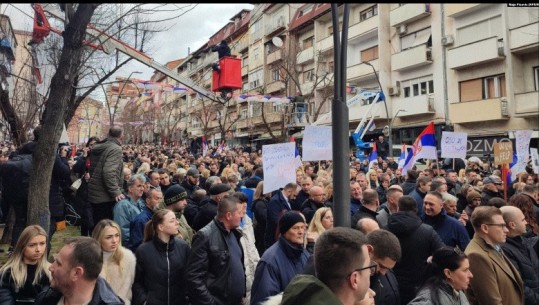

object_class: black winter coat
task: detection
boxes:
[192,199,218,231]
[387,212,445,305]
[501,235,539,305]
[132,236,191,305]
[251,198,268,256]
[0,265,49,305]
[34,277,123,305]
[371,271,400,305]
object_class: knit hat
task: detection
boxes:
[164,185,188,205]
[209,183,231,196]
[279,211,305,235]
[466,191,481,204]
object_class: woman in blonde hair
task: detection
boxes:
[305,207,333,254]
[92,219,136,305]
[0,225,50,304]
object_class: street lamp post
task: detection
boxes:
[389,109,406,155]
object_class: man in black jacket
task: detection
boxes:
[35,237,123,305]
[501,205,539,305]
[367,229,401,305]
[186,196,245,305]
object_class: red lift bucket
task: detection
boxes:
[212,56,242,92]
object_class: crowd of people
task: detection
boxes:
[0,126,537,305]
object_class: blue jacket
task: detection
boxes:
[264,191,291,250]
[250,237,310,305]
[130,206,154,252]
[421,209,470,250]
[113,197,145,248]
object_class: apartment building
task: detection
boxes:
[169,3,539,155]
[66,97,103,144]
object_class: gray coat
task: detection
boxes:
[408,283,470,305]
[88,137,124,204]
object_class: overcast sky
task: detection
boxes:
[1,3,254,81]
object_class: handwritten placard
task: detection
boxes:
[302,125,333,161]
[493,142,513,166]
[441,131,467,159]
[262,142,296,193]
[531,148,539,174]
[515,130,533,159]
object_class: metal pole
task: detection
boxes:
[364,61,391,154]
[331,4,351,227]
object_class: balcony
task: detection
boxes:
[300,81,315,94]
[297,46,314,65]
[347,59,378,81]
[392,95,435,117]
[234,40,249,52]
[514,91,539,117]
[448,37,505,70]
[316,35,334,54]
[266,80,285,93]
[449,98,509,124]
[391,45,432,72]
[265,16,286,37]
[265,112,282,123]
[348,17,378,41]
[390,4,431,27]
[316,72,334,89]
[509,23,539,54]
[445,4,482,18]
[267,49,282,65]
[349,100,388,122]
[241,65,249,76]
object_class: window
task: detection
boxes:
[457,16,502,46]
[459,74,506,102]
[240,109,248,119]
[360,45,379,62]
[360,5,378,21]
[402,77,435,98]
[249,69,263,90]
[253,47,260,61]
[299,4,314,16]
[253,103,262,116]
[328,21,343,35]
[251,20,263,41]
[534,66,539,91]
[272,69,280,81]
[304,69,314,82]
[303,36,314,49]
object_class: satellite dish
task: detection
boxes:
[272,36,283,48]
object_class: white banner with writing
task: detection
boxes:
[302,125,333,161]
[262,142,297,193]
[441,131,467,159]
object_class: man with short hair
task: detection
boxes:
[480,175,504,205]
[146,170,161,191]
[500,206,539,305]
[357,218,380,235]
[377,187,403,228]
[113,174,146,249]
[264,183,298,250]
[158,167,175,194]
[250,211,310,305]
[400,170,418,195]
[130,188,163,251]
[377,136,390,160]
[273,227,373,305]
[293,176,313,211]
[88,126,125,227]
[355,172,369,191]
[187,196,246,305]
[465,206,524,305]
[409,176,432,215]
[367,229,401,305]
[352,189,380,228]
[300,186,328,223]
[35,237,123,305]
[421,191,470,250]
[192,183,231,231]
[350,181,363,218]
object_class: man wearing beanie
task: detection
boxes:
[164,184,195,246]
[250,211,310,305]
[192,183,231,231]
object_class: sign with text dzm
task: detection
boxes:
[302,125,333,161]
[262,142,296,193]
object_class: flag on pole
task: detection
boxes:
[202,136,208,156]
[398,143,407,170]
[402,122,437,176]
[368,142,378,170]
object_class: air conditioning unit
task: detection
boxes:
[387,86,400,96]
[441,35,454,46]
[397,24,407,35]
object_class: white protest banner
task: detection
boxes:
[302,125,333,161]
[262,142,296,194]
[441,131,467,159]
[531,148,539,174]
[515,130,533,159]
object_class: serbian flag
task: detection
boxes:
[398,143,407,170]
[368,142,378,170]
[202,136,208,156]
[402,122,437,175]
